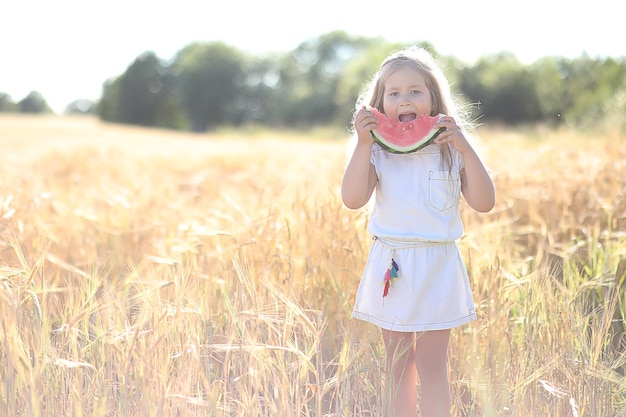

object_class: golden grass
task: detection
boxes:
[0,114,625,416]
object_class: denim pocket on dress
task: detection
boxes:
[428,170,461,211]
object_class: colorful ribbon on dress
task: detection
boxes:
[382,257,399,298]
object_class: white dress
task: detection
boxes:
[351,143,477,332]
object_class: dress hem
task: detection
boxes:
[352,309,476,332]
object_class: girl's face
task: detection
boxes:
[382,65,433,121]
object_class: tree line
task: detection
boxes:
[2,31,625,132]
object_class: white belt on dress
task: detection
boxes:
[372,235,448,248]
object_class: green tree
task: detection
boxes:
[459,52,541,124]
[600,58,626,132]
[97,77,121,122]
[118,52,177,127]
[281,31,371,126]
[18,91,51,113]
[65,99,95,114]
[561,55,626,128]
[0,93,18,112]
[117,51,162,125]
[171,42,245,132]
[98,52,185,129]
[528,57,569,125]
[240,54,285,125]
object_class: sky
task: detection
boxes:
[2,0,623,113]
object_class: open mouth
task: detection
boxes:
[399,113,417,122]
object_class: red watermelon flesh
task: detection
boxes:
[368,106,445,154]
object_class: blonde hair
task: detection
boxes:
[352,46,473,170]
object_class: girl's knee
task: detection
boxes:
[414,330,450,377]
[415,356,447,379]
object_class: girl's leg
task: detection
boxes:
[415,329,452,417]
[382,329,417,417]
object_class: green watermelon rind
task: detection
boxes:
[371,126,445,154]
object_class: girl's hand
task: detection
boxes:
[433,115,471,154]
[353,106,378,145]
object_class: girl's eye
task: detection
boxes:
[411,90,421,95]
[390,91,399,97]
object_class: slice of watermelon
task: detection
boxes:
[368,106,445,154]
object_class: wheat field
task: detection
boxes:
[1,115,625,416]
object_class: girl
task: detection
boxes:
[341,46,495,417]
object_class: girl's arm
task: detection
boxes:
[341,108,379,209]
[434,116,495,213]
[458,146,495,213]
[341,141,377,209]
